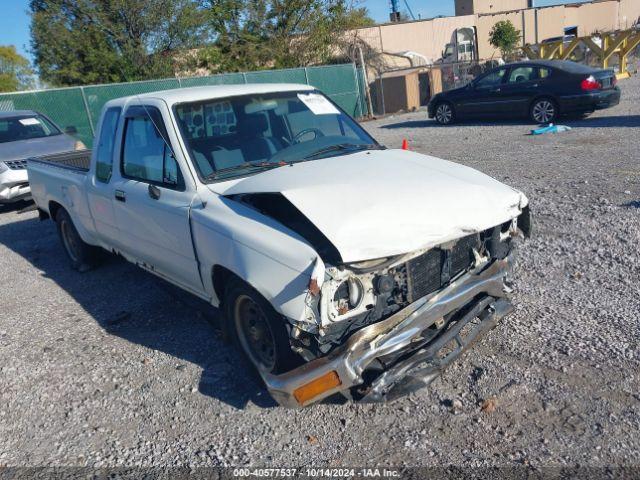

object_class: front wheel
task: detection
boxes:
[434,102,455,125]
[223,279,301,375]
[530,98,558,124]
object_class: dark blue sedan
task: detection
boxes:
[428,60,621,125]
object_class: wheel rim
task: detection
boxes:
[436,104,452,124]
[234,295,276,372]
[60,219,80,263]
[533,101,555,123]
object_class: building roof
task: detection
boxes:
[105,83,315,108]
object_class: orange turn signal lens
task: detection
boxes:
[293,370,341,405]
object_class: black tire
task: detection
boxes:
[530,97,558,124]
[434,101,455,125]
[55,208,98,272]
[223,278,301,375]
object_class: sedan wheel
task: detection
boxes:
[531,99,557,124]
[435,103,454,125]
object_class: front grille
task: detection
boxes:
[450,234,480,275]
[406,234,480,302]
[5,160,27,170]
[406,249,442,301]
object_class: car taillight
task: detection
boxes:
[581,75,602,91]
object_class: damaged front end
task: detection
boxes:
[264,206,532,407]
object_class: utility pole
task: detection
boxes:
[390,0,401,22]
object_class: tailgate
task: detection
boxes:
[28,150,92,172]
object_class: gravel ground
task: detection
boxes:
[0,76,639,472]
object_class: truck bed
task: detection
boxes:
[28,150,92,172]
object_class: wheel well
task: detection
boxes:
[48,201,64,221]
[212,265,243,306]
[436,99,454,110]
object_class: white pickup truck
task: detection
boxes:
[28,84,531,407]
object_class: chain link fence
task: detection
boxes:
[434,59,506,92]
[0,64,368,148]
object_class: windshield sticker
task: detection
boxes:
[19,118,41,126]
[297,93,340,115]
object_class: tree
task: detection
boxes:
[29,0,374,85]
[0,46,35,92]
[193,0,374,74]
[489,20,521,60]
[29,0,208,86]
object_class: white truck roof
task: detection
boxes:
[103,83,315,109]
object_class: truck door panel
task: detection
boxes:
[111,105,204,294]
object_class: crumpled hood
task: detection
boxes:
[210,149,528,263]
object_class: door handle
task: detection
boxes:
[491,88,501,93]
[115,190,126,202]
[148,184,161,200]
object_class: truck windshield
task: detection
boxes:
[174,90,379,182]
[0,115,61,143]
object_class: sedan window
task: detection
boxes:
[475,68,507,88]
[508,67,537,83]
[0,115,61,143]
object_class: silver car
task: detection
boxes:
[0,110,85,204]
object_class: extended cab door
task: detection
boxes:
[86,106,123,247]
[110,102,205,296]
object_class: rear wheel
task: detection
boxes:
[223,278,301,375]
[530,98,558,124]
[55,208,98,272]
[434,102,455,125]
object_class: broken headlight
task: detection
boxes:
[320,268,378,324]
[333,277,364,315]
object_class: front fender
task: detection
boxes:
[191,195,321,324]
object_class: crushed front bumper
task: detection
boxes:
[263,254,516,408]
[0,168,30,203]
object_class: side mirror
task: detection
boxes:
[64,126,78,135]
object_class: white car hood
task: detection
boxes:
[209,149,528,263]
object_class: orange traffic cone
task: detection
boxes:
[401,138,409,150]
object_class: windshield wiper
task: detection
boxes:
[204,160,288,181]
[303,143,382,160]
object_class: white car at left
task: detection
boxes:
[0,110,84,204]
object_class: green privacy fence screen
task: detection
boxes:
[0,64,368,148]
